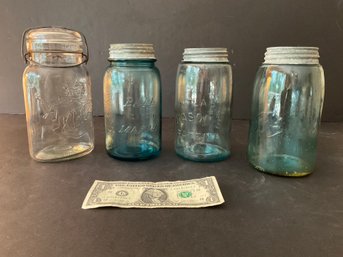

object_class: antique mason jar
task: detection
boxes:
[103,44,161,160]
[22,27,94,162]
[175,48,233,162]
[248,47,325,176]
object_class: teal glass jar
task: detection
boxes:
[248,47,325,176]
[175,48,233,162]
[103,44,161,160]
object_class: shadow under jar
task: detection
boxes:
[103,44,161,160]
[175,48,233,162]
[248,47,325,177]
[22,27,94,162]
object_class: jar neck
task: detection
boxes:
[181,61,229,64]
[109,60,156,68]
[28,52,83,67]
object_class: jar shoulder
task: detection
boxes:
[178,62,232,68]
[253,64,325,97]
[177,63,232,74]
[105,65,160,73]
[23,64,91,91]
[258,64,324,73]
[23,64,90,76]
[104,65,161,81]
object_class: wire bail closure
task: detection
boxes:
[21,26,89,66]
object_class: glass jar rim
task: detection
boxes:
[24,27,85,53]
[22,26,89,64]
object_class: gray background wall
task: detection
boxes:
[1,0,342,121]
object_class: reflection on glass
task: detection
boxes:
[175,54,233,162]
[248,64,325,176]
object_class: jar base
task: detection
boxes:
[33,142,94,162]
[249,154,313,177]
[176,143,230,162]
[106,144,160,161]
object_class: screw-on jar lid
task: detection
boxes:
[182,48,229,63]
[108,44,156,60]
[264,47,320,65]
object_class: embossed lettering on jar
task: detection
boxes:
[103,44,161,160]
[248,47,325,176]
[22,27,94,162]
[175,48,233,162]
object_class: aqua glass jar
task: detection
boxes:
[103,44,161,160]
[22,27,94,162]
[175,48,233,162]
[248,47,325,176]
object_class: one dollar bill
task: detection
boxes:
[82,176,225,209]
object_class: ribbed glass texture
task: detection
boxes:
[175,63,233,162]
[248,64,325,176]
[103,60,161,160]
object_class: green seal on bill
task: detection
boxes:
[178,191,192,198]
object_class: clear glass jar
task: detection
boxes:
[103,44,161,160]
[22,27,94,162]
[175,48,233,162]
[248,47,325,176]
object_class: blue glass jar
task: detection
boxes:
[248,47,325,176]
[103,44,161,160]
[175,48,233,162]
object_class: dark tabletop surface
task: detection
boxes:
[0,114,342,257]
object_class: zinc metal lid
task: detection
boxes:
[264,46,320,65]
[109,43,156,60]
[183,48,229,63]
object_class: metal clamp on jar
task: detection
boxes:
[22,27,94,162]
